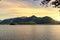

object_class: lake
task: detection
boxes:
[0,25,60,40]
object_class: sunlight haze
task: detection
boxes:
[0,0,60,21]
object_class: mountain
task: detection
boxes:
[0,15,57,25]
[39,16,57,24]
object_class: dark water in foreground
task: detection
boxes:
[0,25,60,40]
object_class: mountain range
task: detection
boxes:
[0,15,59,25]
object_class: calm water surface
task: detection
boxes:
[0,25,60,40]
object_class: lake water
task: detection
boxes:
[0,25,60,40]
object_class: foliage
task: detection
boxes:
[0,15,58,25]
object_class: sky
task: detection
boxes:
[0,0,60,21]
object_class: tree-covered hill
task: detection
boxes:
[0,15,58,25]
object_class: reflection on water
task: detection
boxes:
[0,25,60,40]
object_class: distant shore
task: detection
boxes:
[0,15,60,25]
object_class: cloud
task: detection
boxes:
[0,0,44,8]
[0,7,59,20]
[0,0,59,20]
[0,0,35,8]
[1,0,60,8]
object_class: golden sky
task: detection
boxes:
[0,0,60,21]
